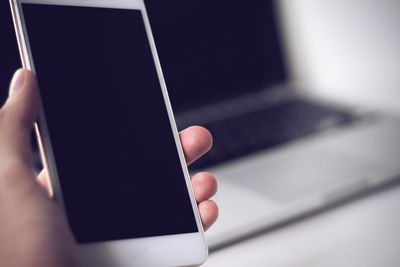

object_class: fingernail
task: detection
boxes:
[9,69,26,97]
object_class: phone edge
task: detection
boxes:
[9,0,209,265]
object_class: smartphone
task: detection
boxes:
[9,0,208,266]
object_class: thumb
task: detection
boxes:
[0,69,40,167]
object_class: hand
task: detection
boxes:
[0,69,218,267]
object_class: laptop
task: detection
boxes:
[1,0,399,251]
[145,0,400,249]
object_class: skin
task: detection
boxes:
[0,69,218,267]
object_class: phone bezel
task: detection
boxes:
[9,0,208,266]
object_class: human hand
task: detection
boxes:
[0,69,218,267]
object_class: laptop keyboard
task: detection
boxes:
[188,98,357,171]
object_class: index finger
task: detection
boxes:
[179,126,213,166]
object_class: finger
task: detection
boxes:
[191,172,217,203]
[0,69,39,167]
[0,69,43,201]
[179,126,213,166]
[198,200,218,231]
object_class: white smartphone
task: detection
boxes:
[9,0,208,266]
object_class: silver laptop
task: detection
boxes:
[145,0,400,249]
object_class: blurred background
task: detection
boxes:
[280,0,400,113]
[0,1,20,104]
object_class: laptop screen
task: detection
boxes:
[1,1,287,113]
[145,0,288,113]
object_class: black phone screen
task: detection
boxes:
[21,4,198,244]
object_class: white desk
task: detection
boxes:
[203,183,400,267]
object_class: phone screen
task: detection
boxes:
[21,4,198,244]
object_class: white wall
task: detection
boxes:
[278,0,400,113]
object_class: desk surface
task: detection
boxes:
[203,183,400,267]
